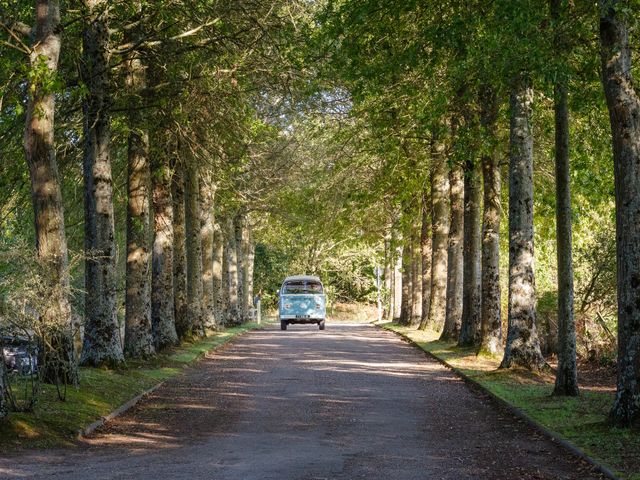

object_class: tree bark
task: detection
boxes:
[0,360,6,419]
[226,217,240,325]
[235,214,246,323]
[419,192,433,330]
[383,236,392,320]
[459,157,482,347]
[124,17,154,359]
[410,229,422,324]
[172,163,188,338]
[247,238,255,319]
[500,75,546,371]
[24,0,74,377]
[213,223,224,326]
[399,240,413,326]
[80,0,124,367]
[151,144,178,350]
[428,141,450,330]
[479,86,502,356]
[393,245,402,320]
[551,0,579,397]
[184,161,205,337]
[441,161,463,340]
[600,0,640,427]
[200,181,216,330]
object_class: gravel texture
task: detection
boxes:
[0,324,606,479]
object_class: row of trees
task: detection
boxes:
[305,0,638,427]
[0,0,304,417]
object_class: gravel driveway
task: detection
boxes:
[0,324,604,479]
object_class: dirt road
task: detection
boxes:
[0,324,604,479]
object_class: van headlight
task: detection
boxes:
[284,303,292,310]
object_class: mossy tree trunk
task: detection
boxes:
[124,12,154,359]
[212,224,224,326]
[459,157,482,347]
[551,0,579,397]
[500,75,546,371]
[478,86,502,356]
[419,192,432,330]
[184,161,205,337]
[200,181,216,330]
[428,140,450,330]
[172,162,189,338]
[600,0,640,427]
[441,160,462,340]
[80,0,124,367]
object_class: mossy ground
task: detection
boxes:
[384,324,640,480]
[0,323,262,450]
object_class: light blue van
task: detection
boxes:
[278,275,326,331]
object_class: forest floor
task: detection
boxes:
[0,323,609,479]
[383,324,639,480]
[0,323,261,450]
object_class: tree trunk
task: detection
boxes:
[551,0,579,397]
[0,360,6,419]
[80,0,124,367]
[459,158,482,347]
[25,0,75,378]
[393,246,402,320]
[399,241,413,326]
[212,223,224,326]
[428,142,450,330]
[124,20,154,359]
[247,239,255,319]
[479,86,502,356]
[172,163,188,338]
[226,217,240,325]
[600,0,640,427]
[500,75,546,371]
[441,161,462,340]
[383,237,392,320]
[419,192,433,330]
[411,229,422,324]
[151,144,178,350]
[200,181,216,330]
[184,161,204,337]
[235,214,246,323]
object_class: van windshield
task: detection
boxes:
[282,280,323,295]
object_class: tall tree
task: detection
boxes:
[212,223,224,326]
[151,137,178,350]
[200,180,216,329]
[124,10,154,358]
[80,0,124,367]
[478,86,502,356]
[600,0,640,427]
[226,216,240,325]
[428,140,450,329]
[172,162,189,337]
[184,160,205,337]
[399,239,413,326]
[459,156,482,347]
[24,0,74,375]
[551,0,578,396]
[500,75,546,370]
[441,159,463,340]
[419,192,432,329]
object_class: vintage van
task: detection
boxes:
[278,275,326,331]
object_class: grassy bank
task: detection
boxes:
[0,323,262,450]
[383,324,639,480]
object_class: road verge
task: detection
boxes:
[378,323,625,480]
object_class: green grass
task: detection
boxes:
[0,323,262,450]
[383,324,640,480]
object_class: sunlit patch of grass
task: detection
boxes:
[384,323,640,480]
[0,323,261,451]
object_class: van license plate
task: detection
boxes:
[296,315,310,319]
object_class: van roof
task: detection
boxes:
[283,275,322,283]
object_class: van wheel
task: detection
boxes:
[319,320,325,330]
[281,320,287,331]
